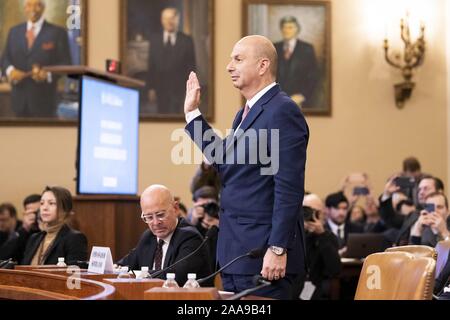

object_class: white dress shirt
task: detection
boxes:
[327,219,345,239]
[152,232,174,270]
[283,38,297,54]
[235,82,277,132]
[27,16,45,38]
[163,31,177,46]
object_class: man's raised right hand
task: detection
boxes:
[184,72,201,114]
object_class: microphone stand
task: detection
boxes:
[197,248,266,285]
[226,281,271,300]
[197,253,250,285]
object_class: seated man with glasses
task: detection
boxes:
[117,185,212,286]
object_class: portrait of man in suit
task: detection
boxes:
[122,0,212,119]
[1,0,72,118]
[147,7,196,115]
[274,16,319,108]
[245,1,331,115]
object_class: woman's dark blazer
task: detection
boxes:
[21,224,88,265]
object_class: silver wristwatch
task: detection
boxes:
[270,246,287,256]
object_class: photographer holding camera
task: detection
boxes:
[410,192,450,247]
[340,173,385,233]
[294,194,341,300]
[378,174,445,246]
[0,194,41,262]
[200,202,220,272]
[187,186,219,232]
[200,202,220,231]
[186,187,220,271]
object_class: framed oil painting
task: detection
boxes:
[121,0,215,121]
[0,0,87,125]
[243,0,331,116]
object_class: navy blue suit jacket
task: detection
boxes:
[2,21,71,117]
[186,85,309,275]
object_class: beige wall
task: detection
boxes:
[447,0,450,199]
[307,0,448,196]
[0,0,448,215]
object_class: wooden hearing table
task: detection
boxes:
[4,267,271,300]
[0,269,115,300]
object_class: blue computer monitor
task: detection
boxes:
[77,76,139,195]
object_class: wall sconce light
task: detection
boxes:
[383,13,426,108]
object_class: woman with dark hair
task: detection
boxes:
[21,186,87,265]
[349,205,366,226]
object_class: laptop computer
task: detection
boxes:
[343,233,386,259]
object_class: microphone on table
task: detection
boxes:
[226,275,272,300]
[197,247,266,285]
[0,259,17,269]
[147,225,219,279]
[0,259,12,269]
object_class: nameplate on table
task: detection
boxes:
[88,246,114,274]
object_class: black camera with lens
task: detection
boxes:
[201,202,220,219]
[303,206,318,222]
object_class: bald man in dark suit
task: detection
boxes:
[117,185,212,286]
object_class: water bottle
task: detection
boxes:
[137,266,150,279]
[56,257,67,267]
[117,266,131,279]
[162,273,179,288]
[183,273,200,289]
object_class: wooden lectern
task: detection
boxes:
[42,66,146,260]
[72,195,147,260]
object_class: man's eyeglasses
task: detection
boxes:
[141,211,168,223]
